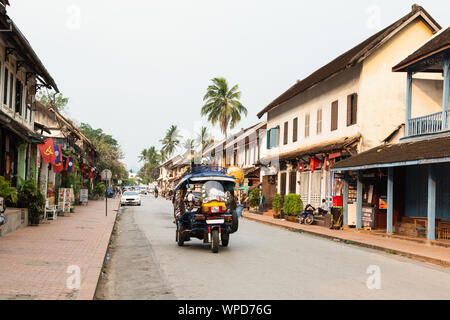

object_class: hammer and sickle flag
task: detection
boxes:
[38,138,56,164]
[53,144,64,173]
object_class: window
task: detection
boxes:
[283,121,288,145]
[317,108,322,135]
[15,80,23,115]
[25,89,32,122]
[305,114,310,138]
[347,93,358,126]
[3,67,8,105]
[289,171,297,194]
[331,100,338,131]
[293,118,298,142]
[266,126,280,149]
[280,172,287,196]
[9,73,14,109]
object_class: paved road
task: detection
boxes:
[101,196,450,300]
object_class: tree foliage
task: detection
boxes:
[160,125,181,161]
[37,91,69,112]
[201,78,248,138]
[78,123,127,183]
[138,146,161,183]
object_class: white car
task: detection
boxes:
[121,191,141,206]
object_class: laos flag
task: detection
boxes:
[53,145,64,173]
[65,156,74,172]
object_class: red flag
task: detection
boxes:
[310,157,320,173]
[38,138,56,164]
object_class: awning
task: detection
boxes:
[333,135,450,171]
[269,135,361,162]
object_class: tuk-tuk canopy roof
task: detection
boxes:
[174,166,236,191]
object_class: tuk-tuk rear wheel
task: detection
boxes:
[211,229,219,253]
[176,227,184,246]
[221,232,229,247]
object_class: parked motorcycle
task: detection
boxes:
[299,204,315,225]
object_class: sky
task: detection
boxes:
[7,0,449,172]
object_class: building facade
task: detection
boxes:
[257,5,441,213]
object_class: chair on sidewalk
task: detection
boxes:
[44,199,57,221]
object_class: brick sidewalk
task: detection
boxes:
[243,211,450,268]
[0,199,119,300]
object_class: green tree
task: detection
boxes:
[196,126,214,158]
[160,125,180,159]
[201,78,248,138]
[78,123,128,184]
[37,91,69,112]
[138,146,161,182]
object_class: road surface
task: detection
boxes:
[96,195,450,300]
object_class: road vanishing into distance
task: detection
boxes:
[96,196,450,300]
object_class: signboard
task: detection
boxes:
[379,196,387,210]
[57,188,73,214]
[361,206,375,230]
[101,169,112,181]
[80,189,88,204]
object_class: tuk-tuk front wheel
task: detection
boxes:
[211,229,219,253]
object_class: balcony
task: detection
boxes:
[407,110,450,137]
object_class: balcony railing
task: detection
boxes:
[407,111,450,137]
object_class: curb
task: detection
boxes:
[77,201,121,300]
[243,215,450,268]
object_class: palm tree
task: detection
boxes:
[201,77,248,138]
[160,125,181,159]
[183,139,196,157]
[196,126,214,157]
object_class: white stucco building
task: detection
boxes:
[257,5,442,211]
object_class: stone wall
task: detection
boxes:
[0,208,28,237]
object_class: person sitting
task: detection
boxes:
[318,199,329,215]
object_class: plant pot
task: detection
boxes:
[273,213,281,219]
[286,216,299,223]
[29,215,40,226]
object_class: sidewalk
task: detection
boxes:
[243,211,450,268]
[0,199,119,300]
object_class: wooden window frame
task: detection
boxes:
[331,100,338,131]
[305,114,310,138]
[283,121,288,145]
[317,108,322,135]
[293,117,298,143]
[347,93,358,126]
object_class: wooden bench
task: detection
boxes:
[414,218,427,238]
[438,221,450,240]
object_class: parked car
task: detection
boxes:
[140,187,148,195]
[121,191,141,206]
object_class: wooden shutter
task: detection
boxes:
[280,172,287,196]
[266,130,271,150]
[293,118,298,142]
[317,109,322,134]
[305,114,310,137]
[331,100,338,131]
[347,95,352,126]
[283,122,288,145]
[347,94,358,126]
[289,171,297,194]
[352,93,358,125]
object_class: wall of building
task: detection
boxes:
[266,65,362,160]
[358,19,437,151]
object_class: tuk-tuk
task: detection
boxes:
[172,165,239,253]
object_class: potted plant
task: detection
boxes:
[0,175,18,202]
[283,194,304,223]
[272,194,283,219]
[17,180,45,226]
[248,188,261,213]
[93,182,106,200]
